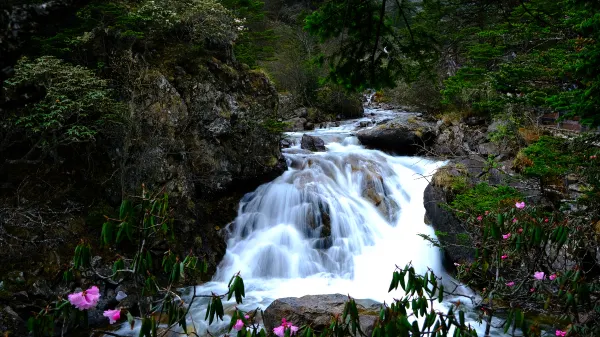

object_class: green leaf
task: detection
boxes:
[120,199,132,220]
[127,312,135,330]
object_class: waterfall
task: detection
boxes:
[111,109,500,337]
[365,89,377,106]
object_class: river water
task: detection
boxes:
[112,108,501,336]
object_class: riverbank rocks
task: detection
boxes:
[263,294,381,336]
[301,134,326,152]
[356,116,436,155]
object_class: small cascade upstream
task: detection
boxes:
[112,108,500,337]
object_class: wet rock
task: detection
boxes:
[301,135,326,152]
[377,197,400,224]
[281,138,293,148]
[264,294,381,336]
[357,116,436,155]
[423,182,476,268]
[305,122,315,130]
[359,120,372,128]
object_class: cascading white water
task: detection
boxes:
[112,108,501,337]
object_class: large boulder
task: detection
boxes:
[263,294,381,336]
[357,116,436,155]
[301,134,326,152]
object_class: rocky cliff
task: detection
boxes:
[0,2,286,333]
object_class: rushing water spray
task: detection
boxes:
[111,109,500,337]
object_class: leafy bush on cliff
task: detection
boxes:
[2,56,124,163]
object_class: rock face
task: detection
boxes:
[119,58,286,276]
[263,294,381,336]
[301,134,326,152]
[423,156,531,267]
[423,182,475,267]
[356,116,436,155]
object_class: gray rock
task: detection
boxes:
[423,182,476,268]
[305,122,315,131]
[357,116,436,155]
[477,142,501,156]
[285,117,308,132]
[263,294,381,336]
[301,134,326,152]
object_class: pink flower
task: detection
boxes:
[549,274,557,281]
[274,318,299,337]
[501,254,508,260]
[534,271,545,280]
[103,309,121,324]
[485,211,489,215]
[517,228,523,234]
[544,218,549,223]
[502,233,511,240]
[590,155,597,160]
[233,319,244,331]
[515,201,525,209]
[506,281,515,287]
[556,330,567,337]
[68,286,100,310]
[477,215,483,221]
[512,218,518,223]
[245,314,250,319]
[530,288,536,292]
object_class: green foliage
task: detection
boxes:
[3,56,123,159]
[453,201,600,337]
[305,0,600,124]
[305,0,430,90]
[450,183,523,218]
[519,136,578,180]
[262,119,290,134]
[221,0,277,67]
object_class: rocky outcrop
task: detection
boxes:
[423,182,475,267]
[300,134,326,152]
[0,29,285,335]
[119,58,286,277]
[357,116,436,155]
[361,173,400,223]
[423,155,529,267]
[263,294,381,336]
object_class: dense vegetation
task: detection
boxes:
[1,0,600,336]
[305,0,600,126]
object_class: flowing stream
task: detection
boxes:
[112,108,501,336]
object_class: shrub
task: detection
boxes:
[450,183,523,218]
[3,56,124,162]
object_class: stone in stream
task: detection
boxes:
[300,134,326,152]
[356,116,436,155]
[263,294,381,336]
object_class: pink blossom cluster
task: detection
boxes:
[68,286,100,310]
[233,315,251,331]
[67,286,122,324]
[273,318,299,337]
